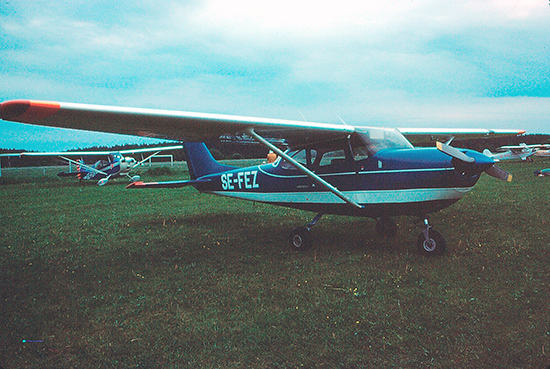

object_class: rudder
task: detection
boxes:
[184,142,237,179]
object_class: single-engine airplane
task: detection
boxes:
[534,168,550,177]
[0,100,525,255]
[0,145,183,186]
[534,148,550,158]
[483,143,550,162]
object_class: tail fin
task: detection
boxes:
[184,142,237,179]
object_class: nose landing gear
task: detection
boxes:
[417,217,446,256]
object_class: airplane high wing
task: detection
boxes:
[0,99,526,255]
[0,100,523,146]
[0,145,184,159]
[0,100,354,146]
[395,128,528,146]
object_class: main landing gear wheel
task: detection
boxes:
[289,213,323,252]
[290,226,312,252]
[417,228,446,256]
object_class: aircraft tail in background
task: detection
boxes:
[483,149,493,157]
[184,142,237,179]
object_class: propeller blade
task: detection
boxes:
[436,142,475,163]
[485,165,513,182]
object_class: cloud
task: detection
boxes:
[0,0,549,150]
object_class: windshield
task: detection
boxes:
[355,127,413,155]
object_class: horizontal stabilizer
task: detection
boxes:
[126,178,210,189]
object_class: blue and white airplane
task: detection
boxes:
[0,100,525,255]
[1,145,183,186]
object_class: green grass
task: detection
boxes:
[1,159,550,368]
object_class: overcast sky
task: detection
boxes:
[1,0,549,151]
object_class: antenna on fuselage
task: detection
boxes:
[336,114,349,126]
[298,109,308,122]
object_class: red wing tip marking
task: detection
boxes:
[0,100,61,123]
[126,181,144,189]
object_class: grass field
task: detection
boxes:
[1,158,549,368]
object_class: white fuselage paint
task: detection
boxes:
[209,187,473,205]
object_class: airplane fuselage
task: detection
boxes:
[191,147,488,218]
[72,154,135,181]
[492,150,532,161]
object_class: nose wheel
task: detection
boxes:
[290,213,323,252]
[417,217,446,256]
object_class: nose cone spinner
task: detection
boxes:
[436,142,512,182]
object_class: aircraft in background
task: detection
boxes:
[0,145,183,186]
[534,148,550,158]
[0,100,525,255]
[534,168,550,177]
[483,143,550,162]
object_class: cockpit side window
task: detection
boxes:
[349,133,369,161]
[315,149,346,167]
[280,136,371,171]
[280,149,318,170]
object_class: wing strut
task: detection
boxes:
[133,151,163,168]
[59,156,109,176]
[247,129,363,209]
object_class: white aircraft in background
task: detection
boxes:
[0,145,183,185]
[483,143,550,162]
[534,148,550,158]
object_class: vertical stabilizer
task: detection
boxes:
[184,142,237,179]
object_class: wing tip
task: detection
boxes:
[126,181,144,189]
[0,100,60,123]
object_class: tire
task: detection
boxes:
[290,226,312,252]
[417,228,446,256]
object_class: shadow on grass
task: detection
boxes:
[126,211,417,256]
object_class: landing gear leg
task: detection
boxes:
[290,213,323,252]
[416,216,446,256]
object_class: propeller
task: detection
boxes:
[436,141,512,182]
[485,165,513,182]
[436,142,474,163]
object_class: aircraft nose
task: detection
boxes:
[471,150,496,167]
[452,149,512,182]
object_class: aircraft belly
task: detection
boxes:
[207,187,472,216]
[210,187,471,204]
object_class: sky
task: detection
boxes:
[1,0,549,151]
